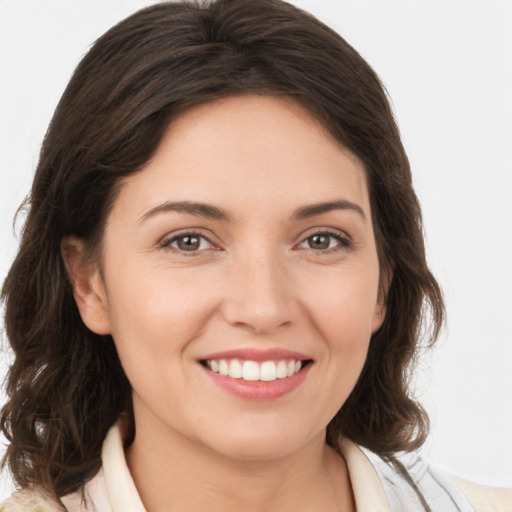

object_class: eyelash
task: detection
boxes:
[160,231,213,256]
[160,229,352,256]
[298,229,352,253]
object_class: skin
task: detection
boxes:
[64,95,385,511]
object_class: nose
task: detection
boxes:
[220,251,300,334]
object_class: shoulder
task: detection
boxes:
[340,439,512,512]
[450,474,512,512]
[0,467,111,512]
[0,488,64,512]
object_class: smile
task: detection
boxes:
[204,358,304,382]
[199,349,313,400]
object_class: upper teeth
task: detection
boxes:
[206,359,302,381]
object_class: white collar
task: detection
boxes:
[98,424,390,512]
[102,425,146,512]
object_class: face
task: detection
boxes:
[73,95,384,461]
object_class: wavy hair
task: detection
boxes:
[1,0,444,500]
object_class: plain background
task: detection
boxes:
[0,0,511,500]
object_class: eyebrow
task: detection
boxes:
[292,200,366,221]
[139,199,366,223]
[140,201,231,223]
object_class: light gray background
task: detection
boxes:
[1,0,511,500]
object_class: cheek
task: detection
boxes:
[297,280,376,429]
[300,269,380,342]
[104,265,219,365]
[299,268,378,395]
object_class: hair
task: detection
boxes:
[1,0,443,501]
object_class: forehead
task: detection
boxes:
[116,95,370,220]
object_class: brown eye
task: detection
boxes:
[307,234,330,250]
[298,231,351,252]
[177,235,201,251]
[164,233,212,253]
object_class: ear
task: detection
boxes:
[371,301,387,333]
[61,237,111,335]
[371,267,393,333]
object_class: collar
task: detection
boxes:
[102,425,146,512]
[99,424,390,512]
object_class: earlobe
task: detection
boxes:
[371,302,386,333]
[61,237,111,335]
[372,268,392,333]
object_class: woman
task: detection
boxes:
[0,0,510,510]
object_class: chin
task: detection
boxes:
[200,423,322,462]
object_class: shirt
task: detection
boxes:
[2,424,511,511]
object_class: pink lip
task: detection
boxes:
[198,349,313,401]
[199,348,312,362]
[203,366,311,401]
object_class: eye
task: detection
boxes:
[162,232,213,253]
[298,230,351,252]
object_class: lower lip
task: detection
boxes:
[202,363,312,401]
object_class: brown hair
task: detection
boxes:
[1,0,443,500]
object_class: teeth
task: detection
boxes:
[260,361,277,381]
[242,361,260,381]
[205,358,305,381]
[276,360,288,379]
[229,359,242,379]
[218,360,229,376]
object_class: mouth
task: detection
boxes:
[199,358,313,382]
[198,348,314,400]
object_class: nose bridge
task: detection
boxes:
[221,242,297,333]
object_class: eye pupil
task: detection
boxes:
[177,235,200,251]
[309,234,330,250]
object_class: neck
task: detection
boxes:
[125,409,354,512]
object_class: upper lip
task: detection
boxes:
[199,348,312,362]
